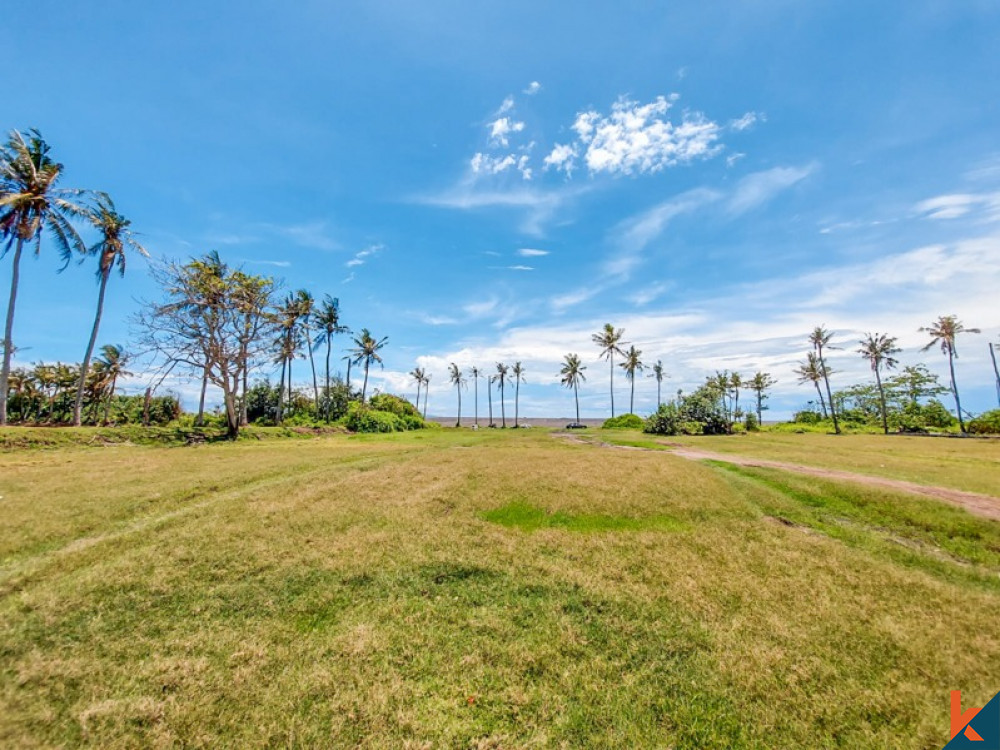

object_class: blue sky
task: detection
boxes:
[5,0,1000,418]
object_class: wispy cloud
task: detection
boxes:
[517,248,549,257]
[914,191,1000,222]
[243,259,291,268]
[344,243,383,268]
[523,81,542,95]
[490,264,534,272]
[729,112,762,132]
[727,163,817,215]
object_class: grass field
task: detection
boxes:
[2,427,999,748]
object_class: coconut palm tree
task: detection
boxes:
[486,373,495,427]
[495,362,510,428]
[313,295,347,422]
[295,289,321,408]
[410,367,425,412]
[729,371,743,425]
[649,360,666,408]
[96,345,130,424]
[469,366,481,426]
[350,328,388,403]
[592,323,626,418]
[449,362,466,427]
[620,345,644,414]
[748,371,777,426]
[809,326,841,434]
[560,353,587,424]
[421,372,431,419]
[920,315,981,432]
[858,332,901,435]
[71,195,148,426]
[0,129,89,424]
[794,353,829,418]
[511,361,525,427]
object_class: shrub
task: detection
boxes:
[602,413,645,430]
[793,410,822,424]
[744,412,759,431]
[968,410,1000,435]
[344,403,404,433]
[680,421,704,436]
[644,403,682,435]
[369,393,421,418]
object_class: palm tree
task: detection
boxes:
[71,195,147,426]
[920,315,981,432]
[794,353,829,418]
[295,289,321,409]
[495,362,510,427]
[729,371,743,425]
[350,328,388,402]
[469,366,481,426]
[410,367,425,412]
[748,371,777,426]
[511,361,525,427]
[649,360,666,408]
[0,129,89,424]
[592,323,626,418]
[449,362,466,427]
[809,326,841,434]
[421,372,431,419]
[858,332,901,435]
[620,345,644,414]
[313,295,347,422]
[96,345,130,424]
[341,354,353,391]
[560,353,587,424]
[487,374,495,427]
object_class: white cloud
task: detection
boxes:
[728,163,816,215]
[542,143,578,176]
[517,248,549,257]
[915,192,1000,221]
[547,95,723,177]
[489,117,526,147]
[726,153,746,168]
[344,243,383,268]
[463,297,500,317]
[550,285,604,313]
[523,81,542,95]
[243,259,291,268]
[629,281,672,307]
[729,112,761,131]
[497,96,514,115]
[505,265,533,271]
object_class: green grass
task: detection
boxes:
[1,427,999,747]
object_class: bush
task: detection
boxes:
[644,403,682,435]
[680,421,704,436]
[602,413,645,430]
[342,400,428,433]
[744,412,759,431]
[793,410,822,424]
[369,393,421,418]
[968,410,1000,435]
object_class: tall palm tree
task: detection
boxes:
[729,371,743,425]
[920,315,981,432]
[421,372,431,419]
[495,362,510,428]
[350,328,388,403]
[858,332,901,435]
[487,373,495,427]
[620,345,644,414]
[449,362,466,427]
[809,326,841,434]
[794,353,829,418]
[511,361,525,427]
[341,354,352,391]
[313,295,347,422]
[748,371,777,426]
[649,360,666,408]
[96,344,130,424]
[469,366,481,426]
[295,289,320,408]
[592,323,626,418]
[72,195,148,426]
[0,129,89,424]
[560,353,587,424]
[410,366,425,412]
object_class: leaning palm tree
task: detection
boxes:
[560,353,587,424]
[592,323,626,418]
[920,315,981,432]
[449,362,466,427]
[72,195,148,426]
[313,295,347,421]
[809,326,841,434]
[649,360,666,408]
[469,366,481,426]
[350,328,388,403]
[495,362,510,427]
[410,367,425,412]
[794,352,829,418]
[511,361,525,427]
[96,344,130,424]
[0,129,89,424]
[620,345,644,414]
[858,332,901,435]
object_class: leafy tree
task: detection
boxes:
[469,366,481,426]
[495,362,509,428]
[449,362,466,427]
[884,364,947,409]
[559,353,587,424]
[72,195,148,426]
[592,323,626,418]
[350,328,388,403]
[0,129,89,424]
[920,315,981,432]
[619,345,644,414]
[795,352,829,418]
[748,371,776,426]
[858,332,901,434]
[511,361,525,427]
[312,295,347,422]
[809,326,841,434]
[649,360,666,408]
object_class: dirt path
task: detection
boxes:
[552,433,1000,522]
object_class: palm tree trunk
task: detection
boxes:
[817,349,840,434]
[0,237,26,425]
[875,366,889,435]
[630,377,635,414]
[474,377,479,426]
[456,385,461,427]
[305,328,319,409]
[756,390,763,426]
[515,381,520,427]
[196,366,209,426]
[104,374,118,425]
[73,270,110,426]
[990,343,1000,409]
[276,358,287,424]
[948,349,966,432]
[422,386,429,420]
[814,381,828,418]
[500,383,506,427]
[657,380,661,409]
[324,338,332,422]
[361,360,370,402]
[345,359,351,390]
[415,382,421,411]
[488,381,493,426]
[574,382,580,424]
[609,355,615,418]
